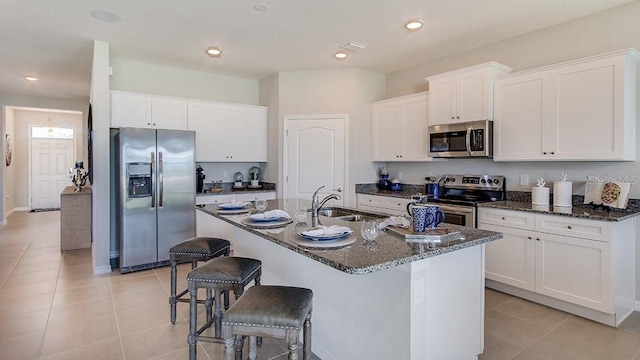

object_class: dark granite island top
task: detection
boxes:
[197,199,502,275]
[478,200,640,221]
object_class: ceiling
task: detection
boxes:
[0,0,634,100]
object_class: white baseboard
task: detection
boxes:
[93,265,112,275]
[635,300,640,311]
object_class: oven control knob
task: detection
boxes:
[487,179,493,184]
[447,177,455,182]
[481,179,486,184]
[493,179,500,185]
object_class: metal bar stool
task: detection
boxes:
[221,285,313,360]
[169,237,231,324]
[187,256,262,360]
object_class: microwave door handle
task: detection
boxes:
[465,128,472,156]
[150,152,156,208]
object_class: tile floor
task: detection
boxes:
[1,210,639,359]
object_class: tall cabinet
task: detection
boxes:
[111,91,188,130]
[425,62,511,126]
[371,92,432,161]
[494,49,639,161]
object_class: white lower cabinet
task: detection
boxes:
[356,194,413,216]
[478,207,635,326]
[195,191,276,205]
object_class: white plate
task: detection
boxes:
[291,236,355,248]
[214,208,253,215]
[240,218,293,228]
[249,214,289,222]
[297,230,352,241]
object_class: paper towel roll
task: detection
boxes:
[531,187,549,205]
[553,181,573,207]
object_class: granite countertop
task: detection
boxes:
[197,199,502,275]
[478,200,640,222]
[197,182,276,196]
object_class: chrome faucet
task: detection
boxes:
[311,186,342,226]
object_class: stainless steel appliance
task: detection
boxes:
[411,174,505,228]
[428,120,493,158]
[114,128,196,273]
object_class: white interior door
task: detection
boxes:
[284,115,346,204]
[31,138,74,209]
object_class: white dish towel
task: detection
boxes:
[301,225,353,237]
[249,209,291,220]
[378,216,410,229]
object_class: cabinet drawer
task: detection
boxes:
[236,191,276,202]
[477,208,535,230]
[535,214,611,242]
[357,194,386,208]
[357,194,412,216]
[196,194,235,205]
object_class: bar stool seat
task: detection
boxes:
[169,237,230,324]
[187,256,262,360]
[221,285,313,360]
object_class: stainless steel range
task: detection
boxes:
[411,174,506,228]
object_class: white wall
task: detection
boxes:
[259,72,280,184]
[3,107,15,216]
[110,59,260,105]
[263,68,386,206]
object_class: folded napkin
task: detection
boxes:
[218,201,250,209]
[378,216,410,229]
[249,209,291,220]
[301,225,353,237]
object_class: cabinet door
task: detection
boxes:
[480,223,535,291]
[236,191,276,202]
[535,233,612,312]
[229,106,267,162]
[457,69,490,122]
[152,98,187,130]
[428,78,457,125]
[372,103,401,161]
[549,57,626,160]
[187,102,230,162]
[399,96,429,160]
[111,92,152,128]
[494,72,550,161]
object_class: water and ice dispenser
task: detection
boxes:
[127,162,152,197]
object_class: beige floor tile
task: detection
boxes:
[619,311,640,336]
[11,259,60,275]
[16,252,61,265]
[1,269,59,287]
[511,350,554,360]
[0,330,44,360]
[479,333,526,360]
[267,337,321,360]
[48,297,115,328]
[113,285,168,313]
[110,273,163,295]
[40,314,119,356]
[120,322,190,360]
[0,263,17,277]
[484,309,550,349]
[117,302,171,336]
[58,262,94,278]
[28,240,61,250]
[0,275,6,288]
[54,273,111,291]
[518,329,635,360]
[108,268,157,283]
[0,279,57,300]
[39,337,124,360]
[494,297,570,331]
[485,288,514,309]
[0,308,49,338]
[0,292,53,317]
[51,282,111,307]
[0,243,29,252]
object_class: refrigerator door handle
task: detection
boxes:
[150,151,156,208]
[158,151,164,207]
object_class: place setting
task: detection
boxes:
[212,201,254,214]
[292,224,355,248]
[240,205,294,228]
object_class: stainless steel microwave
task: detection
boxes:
[428,120,493,158]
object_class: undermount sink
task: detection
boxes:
[318,208,384,222]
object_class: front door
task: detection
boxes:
[31,137,74,209]
[284,115,346,205]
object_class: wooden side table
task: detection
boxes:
[60,186,92,251]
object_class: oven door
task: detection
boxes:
[438,204,476,228]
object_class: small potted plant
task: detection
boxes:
[250,171,260,187]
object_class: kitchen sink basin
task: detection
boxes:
[335,214,372,222]
[317,209,354,218]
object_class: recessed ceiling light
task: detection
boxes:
[90,10,121,23]
[254,3,269,11]
[334,52,348,60]
[405,20,423,30]
[205,47,223,58]
[24,76,38,82]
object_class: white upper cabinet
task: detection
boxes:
[371,92,433,161]
[187,101,267,162]
[494,49,640,161]
[111,91,187,130]
[425,62,512,126]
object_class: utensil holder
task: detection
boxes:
[531,187,549,206]
[553,181,573,207]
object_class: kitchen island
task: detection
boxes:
[197,199,502,360]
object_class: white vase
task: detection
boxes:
[250,180,259,187]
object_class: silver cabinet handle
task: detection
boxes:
[567,225,572,229]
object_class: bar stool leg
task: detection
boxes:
[286,329,300,360]
[214,288,223,338]
[303,312,312,360]
[205,289,213,323]
[169,256,178,324]
[188,282,198,360]
[248,336,257,360]
[234,335,244,360]
[222,325,234,360]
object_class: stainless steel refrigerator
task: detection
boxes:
[114,128,195,273]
